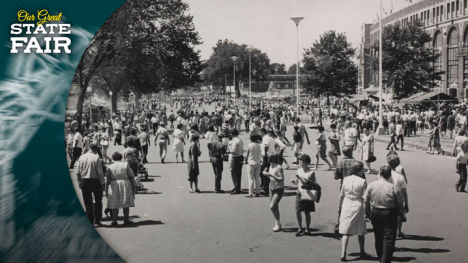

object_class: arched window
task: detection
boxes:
[447,28,459,88]
[464,27,468,91]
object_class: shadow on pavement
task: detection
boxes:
[346,253,379,261]
[396,247,450,253]
[148,175,161,177]
[101,215,141,221]
[102,220,164,228]
[136,190,162,194]
[391,256,417,262]
[401,235,444,241]
[140,178,155,182]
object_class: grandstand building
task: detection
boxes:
[361,0,468,99]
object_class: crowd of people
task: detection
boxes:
[67,94,468,263]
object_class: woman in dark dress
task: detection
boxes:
[188,134,201,193]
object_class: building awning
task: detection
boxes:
[405,92,458,103]
[368,95,385,101]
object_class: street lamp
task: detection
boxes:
[376,0,385,135]
[291,15,304,117]
[231,56,237,98]
[246,46,255,109]
[109,91,113,118]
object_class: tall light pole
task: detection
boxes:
[376,0,385,135]
[246,46,254,109]
[231,56,238,98]
[291,15,304,117]
[109,91,113,118]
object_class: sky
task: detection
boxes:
[184,0,419,68]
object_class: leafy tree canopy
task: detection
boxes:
[371,20,442,99]
[302,30,357,98]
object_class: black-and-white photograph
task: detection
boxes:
[65,0,467,262]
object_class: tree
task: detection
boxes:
[302,30,358,102]
[270,63,287,75]
[287,63,305,75]
[371,20,442,99]
[73,0,203,130]
[203,39,270,97]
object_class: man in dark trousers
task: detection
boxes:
[365,165,406,263]
[210,135,226,193]
[228,129,244,194]
[76,143,105,226]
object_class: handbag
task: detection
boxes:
[299,180,320,202]
[367,155,377,163]
[299,187,318,201]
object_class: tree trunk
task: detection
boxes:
[111,91,118,113]
[76,86,87,132]
[134,92,141,111]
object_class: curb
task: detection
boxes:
[373,136,454,157]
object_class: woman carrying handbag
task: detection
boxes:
[291,154,318,236]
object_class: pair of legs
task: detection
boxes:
[189,177,199,192]
[101,145,112,163]
[456,163,467,192]
[158,140,167,162]
[394,135,404,150]
[230,156,243,193]
[211,157,223,192]
[111,207,131,225]
[371,208,398,263]
[315,153,332,170]
[247,164,261,196]
[328,152,338,168]
[81,179,103,225]
[270,188,284,231]
[141,144,148,163]
[364,161,372,174]
[175,152,185,163]
[341,235,367,260]
[296,211,311,234]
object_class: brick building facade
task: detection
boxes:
[362,0,468,99]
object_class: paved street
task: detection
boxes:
[70,104,467,263]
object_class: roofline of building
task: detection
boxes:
[370,0,445,31]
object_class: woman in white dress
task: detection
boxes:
[172,123,186,163]
[360,128,374,174]
[338,161,370,261]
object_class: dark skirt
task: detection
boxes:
[295,194,315,212]
[188,159,199,182]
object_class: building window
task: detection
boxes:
[465,88,468,99]
[447,28,459,85]
[450,88,458,98]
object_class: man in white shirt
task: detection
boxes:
[70,128,83,169]
[344,122,358,153]
[151,115,159,135]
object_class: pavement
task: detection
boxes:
[68,106,468,263]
